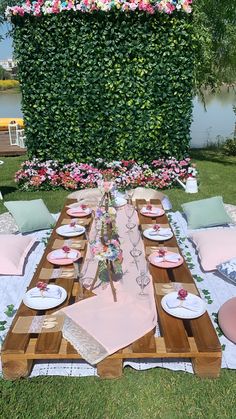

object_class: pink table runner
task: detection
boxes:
[59,207,157,364]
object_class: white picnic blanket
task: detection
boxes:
[0,211,236,378]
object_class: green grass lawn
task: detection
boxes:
[0,150,236,419]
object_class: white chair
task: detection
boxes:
[17,129,26,148]
[8,121,19,146]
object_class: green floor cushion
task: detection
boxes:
[4,199,55,233]
[182,196,233,229]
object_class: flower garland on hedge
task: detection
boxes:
[15,157,194,191]
[6,0,192,18]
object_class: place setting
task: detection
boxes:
[143,223,173,241]
[23,281,68,310]
[140,203,165,218]
[67,204,93,218]
[161,288,206,319]
[56,220,86,237]
[148,247,183,268]
[47,244,81,266]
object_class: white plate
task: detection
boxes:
[143,228,173,241]
[56,224,85,237]
[115,197,127,207]
[161,292,206,319]
[23,285,67,310]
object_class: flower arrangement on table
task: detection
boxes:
[15,157,196,192]
[90,187,123,302]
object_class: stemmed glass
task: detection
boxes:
[125,189,134,205]
[125,203,136,230]
[128,228,142,259]
[73,259,92,300]
[136,260,150,298]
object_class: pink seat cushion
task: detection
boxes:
[189,228,236,271]
[0,234,35,275]
[218,297,236,343]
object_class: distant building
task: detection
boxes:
[0,59,17,72]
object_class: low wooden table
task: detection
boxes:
[1,199,221,380]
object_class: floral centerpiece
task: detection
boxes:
[90,184,123,302]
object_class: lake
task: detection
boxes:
[0,88,235,148]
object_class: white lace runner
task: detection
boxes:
[62,317,109,364]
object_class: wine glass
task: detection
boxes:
[73,259,92,300]
[136,261,150,297]
[85,229,97,264]
[125,189,134,204]
[125,203,136,230]
[128,229,142,258]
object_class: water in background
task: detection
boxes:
[0,88,235,148]
[191,87,236,147]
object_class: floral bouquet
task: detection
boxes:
[90,238,123,302]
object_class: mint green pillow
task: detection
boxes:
[182,196,233,229]
[4,199,55,233]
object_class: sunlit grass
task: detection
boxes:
[0,150,236,419]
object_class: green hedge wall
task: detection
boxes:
[12,12,194,163]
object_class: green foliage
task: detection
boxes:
[222,137,236,156]
[193,0,236,89]
[0,65,12,80]
[11,12,194,163]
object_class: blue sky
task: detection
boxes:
[0,24,13,59]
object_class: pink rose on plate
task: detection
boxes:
[80,204,87,211]
[70,221,76,227]
[36,281,48,291]
[178,288,188,300]
[62,245,71,254]
[146,204,152,211]
[158,248,167,257]
[153,224,160,231]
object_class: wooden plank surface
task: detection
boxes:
[0,131,27,156]
[136,198,221,359]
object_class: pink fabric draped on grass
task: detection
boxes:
[59,207,157,364]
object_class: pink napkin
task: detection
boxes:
[61,286,156,364]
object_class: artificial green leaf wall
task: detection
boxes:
[12,11,194,163]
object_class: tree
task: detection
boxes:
[193,0,236,90]
[0,64,12,79]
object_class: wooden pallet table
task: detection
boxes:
[1,198,222,380]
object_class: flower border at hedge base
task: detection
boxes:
[15,157,193,191]
[6,0,192,19]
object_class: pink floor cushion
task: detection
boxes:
[218,297,236,343]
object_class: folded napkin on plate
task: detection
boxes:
[52,249,78,260]
[30,287,62,299]
[154,253,180,263]
[166,294,200,312]
[69,207,89,215]
[141,207,161,215]
[62,226,83,234]
[149,227,171,237]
